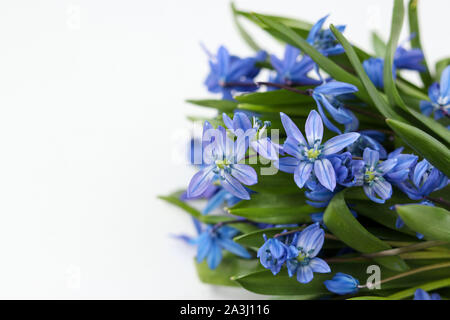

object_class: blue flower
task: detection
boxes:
[312,81,359,134]
[414,288,441,300]
[397,159,448,200]
[195,225,251,269]
[257,235,289,275]
[362,57,394,89]
[384,147,418,184]
[204,46,266,100]
[187,123,258,200]
[420,65,450,120]
[347,130,387,159]
[269,45,321,86]
[307,15,345,56]
[324,273,360,295]
[276,110,360,191]
[353,148,398,203]
[222,112,280,160]
[202,188,242,215]
[285,223,331,283]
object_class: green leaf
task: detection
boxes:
[386,118,450,176]
[387,277,450,299]
[186,99,238,112]
[251,14,373,104]
[237,103,312,117]
[371,32,386,57]
[396,205,450,242]
[349,296,390,300]
[248,165,301,194]
[435,57,450,81]
[230,3,262,52]
[235,88,314,105]
[229,193,314,224]
[408,0,433,87]
[384,0,406,109]
[195,253,262,287]
[233,261,450,295]
[330,25,405,121]
[323,191,409,272]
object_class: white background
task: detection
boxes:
[0,0,448,299]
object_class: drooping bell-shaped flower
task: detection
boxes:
[307,15,345,56]
[324,273,360,295]
[384,147,418,184]
[414,288,441,300]
[257,235,289,275]
[312,81,359,134]
[276,110,360,191]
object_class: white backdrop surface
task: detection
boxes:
[0,0,448,299]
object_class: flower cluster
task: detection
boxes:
[166,10,450,300]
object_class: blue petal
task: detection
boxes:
[233,112,252,131]
[439,65,450,98]
[414,288,431,300]
[314,97,342,134]
[217,238,251,259]
[217,46,230,78]
[313,81,358,96]
[207,240,223,269]
[276,157,301,173]
[322,132,360,155]
[297,265,314,283]
[314,158,336,191]
[297,223,325,257]
[377,158,398,174]
[280,112,307,145]
[187,165,216,198]
[309,257,331,273]
[251,138,279,161]
[221,172,250,200]
[202,189,228,215]
[305,110,324,146]
[420,100,434,116]
[307,14,328,44]
[231,164,257,186]
[363,148,379,168]
[294,161,313,188]
[222,113,234,131]
[196,232,213,263]
[282,136,305,159]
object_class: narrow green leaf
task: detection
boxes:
[248,165,301,194]
[371,32,387,57]
[235,88,314,105]
[408,0,433,87]
[230,3,262,52]
[387,277,450,299]
[330,25,405,121]
[397,205,450,242]
[386,119,450,176]
[349,296,390,300]
[323,191,409,272]
[195,254,261,287]
[186,99,238,112]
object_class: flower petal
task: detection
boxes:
[276,157,301,173]
[313,81,358,96]
[372,178,393,201]
[377,158,397,174]
[314,158,336,191]
[440,65,450,98]
[231,164,257,186]
[363,148,379,168]
[206,240,223,270]
[297,265,314,284]
[280,112,307,145]
[322,133,360,155]
[187,166,216,198]
[221,172,250,200]
[294,161,313,189]
[309,257,331,273]
[305,110,324,146]
[217,238,251,259]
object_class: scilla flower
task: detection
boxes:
[414,288,441,300]
[397,159,448,200]
[307,15,345,56]
[420,65,450,120]
[269,45,321,87]
[384,148,418,184]
[204,45,266,100]
[222,112,280,160]
[347,130,387,159]
[286,223,331,283]
[353,148,398,203]
[363,57,387,89]
[195,225,251,269]
[324,273,360,295]
[187,124,257,200]
[276,110,360,191]
[312,81,359,134]
[257,235,289,275]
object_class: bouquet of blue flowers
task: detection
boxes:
[160,0,450,300]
